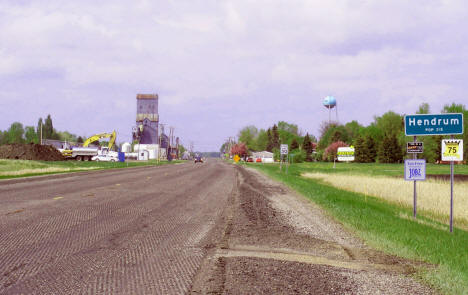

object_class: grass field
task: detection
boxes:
[0,159,182,179]
[249,162,468,295]
[303,172,468,228]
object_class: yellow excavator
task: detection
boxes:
[83,130,117,150]
[61,131,117,160]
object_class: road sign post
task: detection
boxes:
[280,144,288,172]
[441,138,463,232]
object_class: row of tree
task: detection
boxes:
[223,102,467,164]
[222,121,318,163]
[0,115,84,145]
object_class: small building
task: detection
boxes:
[252,151,274,163]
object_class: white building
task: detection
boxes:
[252,151,274,163]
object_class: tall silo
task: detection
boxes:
[135,94,159,144]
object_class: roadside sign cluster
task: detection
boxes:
[404,113,464,233]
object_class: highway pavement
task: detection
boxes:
[0,160,234,294]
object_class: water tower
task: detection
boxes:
[323,96,338,124]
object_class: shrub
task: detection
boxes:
[323,141,348,162]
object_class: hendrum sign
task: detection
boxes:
[404,113,464,233]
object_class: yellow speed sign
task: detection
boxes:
[442,139,463,161]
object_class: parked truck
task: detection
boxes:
[60,131,117,161]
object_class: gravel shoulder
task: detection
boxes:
[191,164,436,294]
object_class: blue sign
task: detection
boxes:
[405,113,463,136]
[404,159,426,181]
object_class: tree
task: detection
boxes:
[277,121,301,146]
[77,136,84,144]
[6,122,25,144]
[24,126,38,143]
[57,131,77,142]
[365,135,377,163]
[290,149,306,163]
[178,144,186,155]
[354,135,367,163]
[238,125,258,151]
[323,141,348,162]
[256,129,269,151]
[271,124,280,149]
[278,121,299,135]
[344,120,362,142]
[266,128,273,152]
[374,111,403,138]
[416,103,430,114]
[44,114,54,139]
[0,131,7,145]
[231,143,248,158]
[302,133,314,162]
[290,138,299,150]
[378,133,403,163]
[318,124,350,149]
[36,118,43,143]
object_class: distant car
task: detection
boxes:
[194,156,204,163]
[256,158,262,163]
[247,157,253,162]
[92,154,118,162]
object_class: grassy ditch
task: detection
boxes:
[0,159,182,179]
[250,163,468,295]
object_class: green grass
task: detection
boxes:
[289,161,468,177]
[250,162,468,295]
[0,159,183,179]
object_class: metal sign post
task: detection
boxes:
[404,156,426,219]
[406,138,423,218]
[451,150,454,233]
[441,138,463,233]
[413,136,417,218]
[280,144,288,173]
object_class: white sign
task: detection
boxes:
[337,147,355,161]
[442,139,464,161]
[280,144,289,155]
[404,159,426,181]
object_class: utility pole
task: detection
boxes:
[158,123,166,162]
[169,126,175,159]
[40,122,43,145]
[190,141,194,158]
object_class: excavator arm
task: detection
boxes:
[83,131,117,150]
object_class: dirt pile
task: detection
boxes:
[0,144,64,161]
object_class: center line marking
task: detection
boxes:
[53,197,63,200]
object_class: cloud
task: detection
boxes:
[1,0,467,151]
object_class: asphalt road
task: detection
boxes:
[0,160,235,294]
[1,160,434,294]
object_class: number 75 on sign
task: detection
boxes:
[442,139,464,161]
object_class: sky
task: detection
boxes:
[1,0,467,151]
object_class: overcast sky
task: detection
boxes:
[1,0,467,151]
